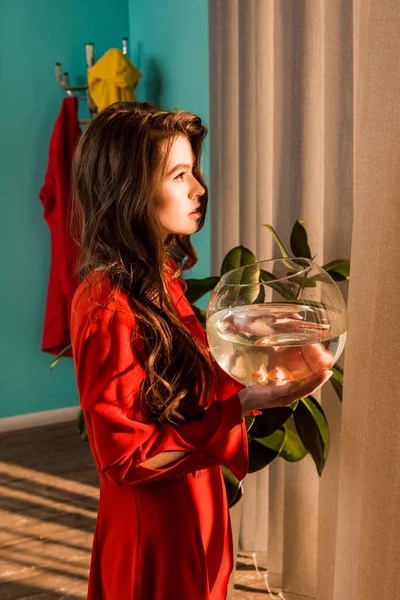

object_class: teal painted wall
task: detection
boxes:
[129,0,210,284]
[0,0,210,420]
[0,1,129,419]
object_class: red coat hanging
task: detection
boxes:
[39,96,81,356]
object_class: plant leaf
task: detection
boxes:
[247,407,292,439]
[305,396,330,465]
[330,364,344,401]
[260,269,296,301]
[263,224,289,257]
[184,276,220,303]
[78,409,88,441]
[293,396,330,476]
[245,415,256,432]
[220,245,257,276]
[220,246,261,305]
[323,259,350,281]
[286,275,317,288]
[248,429,286,473]
[50,344,72,369]
[290,220,312,259]
[280,415,308,462]
[221,466,243,508]
[252,284,265,304]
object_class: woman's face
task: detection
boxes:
[157,135,205,237]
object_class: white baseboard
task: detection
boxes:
[0,406,80,434]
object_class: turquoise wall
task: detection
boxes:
[129,0,210,283]
[0,0,210,420]
[0,1,129,419]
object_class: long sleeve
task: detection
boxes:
[212,359,245,400]
[71,305,248,485]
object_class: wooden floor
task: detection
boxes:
[0,421,276,599]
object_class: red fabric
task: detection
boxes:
[70,265,249,599]
[39,97,81,356]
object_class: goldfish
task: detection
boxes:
[255,337,271,346]
[252,363,270,385]
[252,364,303,386]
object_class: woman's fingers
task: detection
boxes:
[253,369,333,409]
[301,343,335,373]
[268,343,334,379]
[271,370,332,406]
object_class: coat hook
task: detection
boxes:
[84,43,97,114]
[55,63,87,92]
[55,38,130,118]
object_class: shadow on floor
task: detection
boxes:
[0,579,83,599]
[0,422,97,486]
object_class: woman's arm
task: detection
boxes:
[73,309,248,485]
[141,450,189,469]
[74,307,331,483]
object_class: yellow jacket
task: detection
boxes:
[88,48,142,112]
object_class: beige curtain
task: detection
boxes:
[209,1,400,598]
[333,0,400,598]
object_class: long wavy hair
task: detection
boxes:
[71,101,215,425]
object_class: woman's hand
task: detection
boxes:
[266,342,335,379]
[237,369,332,416]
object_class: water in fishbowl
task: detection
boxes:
[207,303,347,387]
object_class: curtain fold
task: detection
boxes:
[333,1,400,598]
[210,0,400,598]
[208,1,352,598]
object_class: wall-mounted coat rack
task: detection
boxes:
[55,38,128,124]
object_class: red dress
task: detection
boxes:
[70,265,249,600]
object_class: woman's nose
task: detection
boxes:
[190,177,205,199]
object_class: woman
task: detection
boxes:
[70,101,332,599]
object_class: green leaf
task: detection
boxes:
[323,259,350,281]
[280,415,308,462]
[330,364,344,401]
[78,409,88,441]
[286,275,317,288]
[290,220,312,259]
[254,428,286,451]
[259,269,296,301]
[292,257,313,268]
[248,429,286,473]
[248,440,277,472]
[263,224,289,258]
[221,466,243,508]
[252,284,265,304]
[293,396,330,476]
[247,407,292,439]
[184,276,220,304]
[245,415,256,433]
[332,361,343,378]
[191,304,207,327]
[305,396,330,465]
[220,245,258,276]
[220,246,261,305]
[50,344,72,369]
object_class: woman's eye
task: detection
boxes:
[175,172,186,181]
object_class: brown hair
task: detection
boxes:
[71,101,214,424]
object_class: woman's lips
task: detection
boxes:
[188,210,202,220]
[188,205,201,219]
